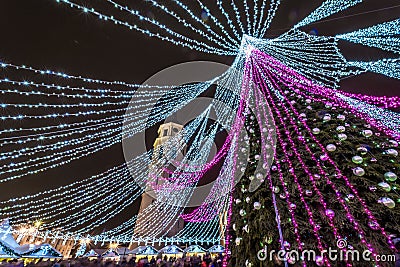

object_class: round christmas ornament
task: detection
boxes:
[240,209,247,217]
[378,182,391,192]
[357,146,368,155]
[352,156,363,164]
[378,197,395,208]
[326,144,337,152]
[256,173,264,180]
[338,133,347,141]
[323,114,331,122]
[235,237,242,246]
[384,172,397,182]
[320,154,329,161]
[389,140,399,147]
[336,126,346,132]
[312,128,321,134]
[386,149,398,157]
[253,202,262,210]
[337,114,346,121]
[353,167,365,176]
[362,130,373,137]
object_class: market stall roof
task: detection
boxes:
[83,249,99,258]
[183,245,206,253]
[0,242,20,258]
[207,245,224,253]
[116,247,132,255]
[0,219,62,258]
[0,219,20,249]
[101,249,119,258]
[159,245,183,254]
[131,246,158,255]
[20,244,63,258]
[93,249,106,256]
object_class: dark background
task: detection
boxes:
[1,0,400,233]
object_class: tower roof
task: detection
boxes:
[164,113,181,125]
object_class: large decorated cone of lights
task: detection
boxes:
[227,47,400,267]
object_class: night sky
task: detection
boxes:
[1,0,400,233]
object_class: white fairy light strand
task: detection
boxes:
[106,0,237,53]
[348,58,400,80]
[258,0,281,37]
[294,0,364,29]
[193,0,240,48]
[55,0,232,55]
[142,0,237,51]
[336,18,400,54]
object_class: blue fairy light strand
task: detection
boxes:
[294,0,364,29]
[348,58,400,80]
[337,18,400,54]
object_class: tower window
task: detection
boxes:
[163,129,168,136]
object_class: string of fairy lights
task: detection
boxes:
[0,0,399,259]
[336,18,400,55]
